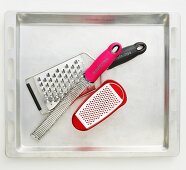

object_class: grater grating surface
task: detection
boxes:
[72,80,127,130]
[34,58,83,108]
[26,53,94,114]
[77,84,122,128]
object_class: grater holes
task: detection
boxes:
[34,58,85,111]
[58,74,62,78]
[78,84,122,126]
[65,64,69,68]
[40,82,43,87]
[73,70,77,75]
[48,95,53,102]
[45,83,49,87]
[48,88,51,93]
[43,78,47,82]
[57,83,61,88]
[62,69,65,74]
[56,68,59,73]
[55,79,58,83]
[69,74,73,79]
[52,73,56,78]
[61,79,64,83]
[67,69,71,74]
[51,83,55,88]
[74,60,78,64]
[77,65,80,70]
[71,65,75,69]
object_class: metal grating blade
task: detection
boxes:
[31,77,91,140]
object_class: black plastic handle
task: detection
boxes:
[108,42,147,70]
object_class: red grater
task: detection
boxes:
[72,80,127,131]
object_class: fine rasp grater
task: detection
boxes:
[72,80,127,131]
[26,53,94,114]
[31,42,122,140]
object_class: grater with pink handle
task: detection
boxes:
[26,42,146,115]
[72,80,127,131]
[26,53,95,114]
[31,42,122,140]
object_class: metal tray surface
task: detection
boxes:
[4,12,180,157]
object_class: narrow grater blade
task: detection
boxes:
[26,53,94,114]
[31,78,92,140]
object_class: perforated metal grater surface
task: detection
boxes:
[73,80,127,130]
[26,53,94,114]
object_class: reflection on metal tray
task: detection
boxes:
[4,12,180,157]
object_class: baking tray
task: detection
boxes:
[4,12,180,157]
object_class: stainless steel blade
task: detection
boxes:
[31,77,91,140]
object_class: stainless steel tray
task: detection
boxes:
[4,12,180,157]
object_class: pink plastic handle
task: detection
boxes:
[84,42,122,82]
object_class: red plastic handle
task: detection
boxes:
[84,42,122,82]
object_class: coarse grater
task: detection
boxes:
[26,53,95,114]
[72,80,127,131]
[31,42,122,140]
[26,42,146,114]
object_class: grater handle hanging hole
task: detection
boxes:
[135,42,147,53]
[111,45,120,53]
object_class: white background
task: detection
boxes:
[0,0,186,170]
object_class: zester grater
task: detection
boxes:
[26,53,94,114]
[31,42,122,140]
[72,80,127,131]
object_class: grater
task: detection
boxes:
[31,42,122,140]
[26,42,146,114]
[72,80,127,131]
[26,53,95,114]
